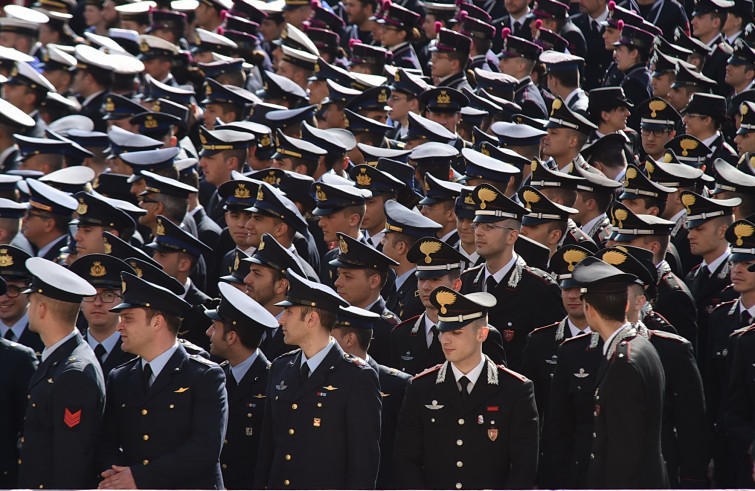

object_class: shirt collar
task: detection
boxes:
[142,342,180,379]
[82,89,105,108]
[702,249,731,274]
[485,254,518,285]
[567,318,591,337]
[86,329,121,360]
[602,324,628,356]
[510,9,530,24]
[580,213,605,235]
[1,311,28,340]
[591,7,609,23]
[701,133,718,149]
[450,356,486,387]
[41,330,78,362]
[36,234,67,258]
[301,337,335,374]
[564,88,581,106]
[395,268,415,291]
[231,349,260,383]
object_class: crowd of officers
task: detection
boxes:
[1,0,755,487]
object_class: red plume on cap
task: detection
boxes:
[148,6,155,13]
[311,0,320,7]
[455,0,464,5]
[302,20,311,28]
[435,21,442,34]
[217,26,225,35]
[460,10,468,19]
[349,38,361,48]
[617,19,624,29]
[608,0,615,10]
[501,26,511,39]
[220,9,229,20]
[382,0,391,9]
[534,18,543,29]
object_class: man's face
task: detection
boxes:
[734,130,755,154]
[562,286,585,319]
[439,323,487,364]
[504,0,529,15]
[308,80,328,105]
[691,13,716,39]
[276,61,300,84]
[317,210,352,242]
[244,264,281,308]
[42,70,72,93]
[668,86,692,111]
[725,63,752,88]
[542,127,572,159]
[620,197,656,215]
[420,201,452,229]
[334,267,373,306]
[245,213,278,248]
[81,287,122,330]
[282,6,313,28]
[206,319,230,359]
[652,73,674,98]
[260,19,283,42]
[137,194,159,228]
[116,307,154,355]
[362,109,389,125]
[143,58,170,81]
[199,151,231,187]
[579,0,603,16]
[731,259,755,294]
[75,224,107,255]
[430,52,455,80]
[195,2,215,27]
[21,211,52,247]
[422,14,438,39]
[2,84,29,110]
[0,279,29,325]
[363,195,387,232]
[152,250,181,278]
[226,210,253,248]
[203,103,229,129]
[613,45,636,72]
[344,0,368,24]
[279,305,309,346]
[380,231,402,264]
[520,222,555,249]
[323,104,346,129]
[426,110,460,133]
[418,275,455,309]
[687,219,724,257]
[641,127,675,158]
[474,221,515,258]
[456,216,475,247]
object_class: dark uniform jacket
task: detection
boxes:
[180,281,217,352]
[514,77,548,120]
[92,336,136,378]
[723,324,755,487]
[541,332,603,489]
[492,13,535,52]
[98,344,228,490]
[16,321,44,358]
[586,326,669,489]
[40,235,69,262]
[570,13,614,90]
[685,258,736,359]
[707,133,739,168]
[566,88,590,117]
[655,261,698,352]
[386,270,424,321]
[366,356,410,490]
[392,43,423,72]
[601,61,624,89]
[220,351,269,489]
[620,64,653,108]
[80,91,108,132]
[671,218,700,277]
[18,333,106,489]
[437,71,473,92]
[394,357,539,489]
[461,257,566,371]
[390,313,508,374]
[0,339,36,489]
[367,296,400,365]
[254,342,382,489]
[560,20,587,59]
[260,327,296,361]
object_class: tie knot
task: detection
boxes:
[431,325,439,335]
[458,376,471,398]
[4,329,15,341]
[301,362,311,380]
[94,344,107,362]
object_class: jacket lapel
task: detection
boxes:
[232,352,270,404]
[29,333,81,388]
[143,346,188,403]
[295,343,342,399]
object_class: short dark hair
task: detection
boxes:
[299,305,337,330]
[582,290,627,322]
[590,145,626,170]
[145,307,183,334]
[222,317,264,350]
[548,69,579,88]
[578,190,614,213]
[337,325,372,351]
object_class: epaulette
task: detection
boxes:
[649,329,688,344]
[189,354,217,366]
[497,364,529,383]
[278,348,301,359]
[611,339,631,362]
[711,299,737,313]
[393,314,421,332]
[387,366,408,377]
[382,312,399,325]
[412,363,442,381]
[178,338,209,358]
[529,322,559,336]
[561,332,592,346]
[344,352,369,367]
[661,271,685,291]
[731,325,755,338]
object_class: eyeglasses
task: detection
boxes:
[4,284,28,298]
[82,291,122,303]
[640,128,672,137]
[471,223,517,232]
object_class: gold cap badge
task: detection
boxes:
[90,261,106,277]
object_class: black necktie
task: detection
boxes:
[3,330,14,341]
[486,276,498,292]
[591,20,600,34]
[94,344,107,365]
[513,21,521,33]
[143,363,153,390]
[698,266,710,282]
[301,362,310,382]
[740,310,753,328]
[459,376,470,401]
[429,326,443,361]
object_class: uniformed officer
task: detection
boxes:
[331,305,411,489]
[394,286,539,489]
[518,185,580,257]
[573,256,668,488]
[70,254,137,376]
[638,97,682,162]
[498,31,548,119]
[254,269,382,489]
[542,97,598,171]
[17,257,103,489]
[428,26,473,90]
[205,282,278,489]
[0,246,42,355]
[23,179,77,261]
[461,183,566,371]
[98,272,228,490]
[73,191,136,256]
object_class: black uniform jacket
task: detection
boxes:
[98,344,228,490]
[394,357,539,489]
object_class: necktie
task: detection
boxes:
[513,21,521,34]
[486,276,498,293]
[591,20,600,34]
[226,372,238,391]
[740,310,753,328]
[301,362,310,382]
[143,363,153,390]
[429,326,443,361]
[94,344,107,365]
[4,329,15,341]
[698,266,710,282]
[459,376,470,401]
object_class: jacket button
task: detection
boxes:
[222,464,227,470]
[285,454,292,461]
[224,439,228,445]
[456,461,463,468]
[291,404,298,410]
[592,432,596,438]
[317,403,322,408]
[284,480,290,486]
[458,419,464,425]
[169,404,175,409]
[247,413,253,418]
[455,483,462,489]
[456,439,463,446]
[143,460,150,465]
[288,428,295,435]
[590,453,595,460]
[17,459,21,465]
[31,403,36,408]
[141,409,148,416]
[143,435,149,441]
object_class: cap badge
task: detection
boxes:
[476,187,497,210]
[105,98,115,112]
[522,189,539,209]
[563,248,587,272]
[613,207,628,228]
[531,158,539,172]
[315,185,328,202]
[648,99,666,118]
[256,185,264,201]
[625,166,638,184]
[437,89,451,105]
[140,40,150,53]
[76,199,88,215]
[199,132,208,145]
[90,261,106,277]
[314,62,321,73]
[122,279,127,294]
[153,101,161,112]
[263,171,278,185]
[156,219,166,236]
[551,98,562,113]
[681,193,696,214]
[205,84,212,96]
[260,134,272,147]
[734,222,755,245]
[419,240,441,264]
[338,236,349,254]
[463,193,475,205]
[145,115,158,129]
[0,249,13,267]
[378,89,389,103]
[104,240,112,254]
[435,290,456,315]
[258,236,266,250]
[234,183,251,199]
[481,146,490,156]
[662,151,673,163]
[394,71,401,82]
[602,250,627,266]
[233,253,240,271]
[679,138,698,156]
[645,161,655,175]
[356,168,372,186]
[742,103,749,116]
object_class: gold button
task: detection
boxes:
[17,459,21,465]
[27,394,30,399]
[456,483,462,489]
[284,454,291,461]
[121,404,125,408]
[456,461,463,468]
[247,413,252,418]
[284,480,290,486]
[143,435,149,441]
[316,402,322,408]
[169,404,175,409]
[224,439,228,445]
[141,409,148,416]
[143,459,150,465]
[222,464,227,470]
[288,428,295,435]
[39,486,44,489]
[20,437,24,444]
[456,439,463,446]
[291,403,298,410]
[31,403,36,408]
[458,418,464,425]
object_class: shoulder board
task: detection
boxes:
[497,364,529,383]
[529,322,560,336]
[412,363,442,380]
[524,266,558,284]
[115,357,141,371]
[394,314,421,331]
[712,299,738,312]
[386,366,410,378]
[344,353,369,367]
[381,312,399,325]
[731,325,755,337]
[661,272,686,291]
[219,360,230,367]
[649,329,688,344]
[189,354,218,366]
[278,348,301,359]
[462,264,484,276]
[611,339,631,361]
[561,333,592,346]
